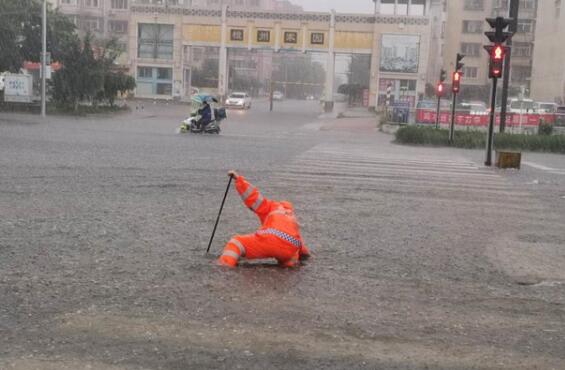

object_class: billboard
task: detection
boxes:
[380,34,420,73]
[4,74,33,103]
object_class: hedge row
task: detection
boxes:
[395,126,565,154]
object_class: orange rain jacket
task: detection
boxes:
[218,175,310,267]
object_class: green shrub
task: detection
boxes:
[395,125,565,154]
[538,119,554,135]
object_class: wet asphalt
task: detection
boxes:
[1,100,564,370]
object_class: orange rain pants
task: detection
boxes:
[218,175,310,268]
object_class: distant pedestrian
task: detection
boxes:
[218,171,311,268]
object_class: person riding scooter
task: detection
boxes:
[196,101,214,130]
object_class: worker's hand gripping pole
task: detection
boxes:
[206,174,234,254]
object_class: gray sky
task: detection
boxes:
[296,0,375,13]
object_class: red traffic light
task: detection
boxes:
[488,44,505,78]
[437,82,444,97]
[492,44,504,60]
[452,71,462,93]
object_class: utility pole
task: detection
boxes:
[499,0,519,133]
[484,17,514,166]
[449,54,465,144]
[41,0,47,118]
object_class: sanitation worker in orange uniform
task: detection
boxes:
[218,170,311,268]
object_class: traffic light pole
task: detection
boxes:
[435,95,441,129]
[485,77,498,166]
[499,0,519,133]
[449,92,457,143]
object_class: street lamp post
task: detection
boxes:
[41,0,47,118]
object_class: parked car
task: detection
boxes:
[459,101,488,115]
[508,98,535,113]
[225,92,251,109]
[272,91,284,101]
[535,102,557,114]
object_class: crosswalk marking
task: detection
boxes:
[523,161,565,175]
[270,143,527,200]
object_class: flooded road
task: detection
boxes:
[1,101,564,369]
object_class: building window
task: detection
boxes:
[409,0,426,16]
[61,0,77,4]
[82,18,101,32]
[138,67,153,78]
[493,0,509,10]
[463,66,478,79]
[462,20,483,33]
[519,0,536,9]
[138,23,174,60]
[111,0,128,9]
[460,43,481,57]
[191,47,204,63]
[397,0,409,15]
[137,66,173,96]
[512,42,532,57]
[464,0,484,10]
[84,0,99,7]
[109,20,128,33]
[380,0,395,14]
[516,19,534,33]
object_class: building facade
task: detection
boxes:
[530,0,565,104]
[442,0,537,99]
[49,0,130,44]
[128,1,435,109]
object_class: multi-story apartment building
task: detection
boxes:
[49,0,130,44]
[442,0,537,100]
[530,0,565,104]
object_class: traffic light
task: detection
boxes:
[440,69,447,82]
[437,82,444,97]
[456,53,465,71]
[483,16,514,80]
[488,44,505,78]
[485,17,513,44]
[452,71,461,93]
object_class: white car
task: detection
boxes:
[272,91,284,101]
[225,92,251,109]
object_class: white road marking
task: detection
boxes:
[523,161,565,175]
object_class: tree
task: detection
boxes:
[51,34,103,111]
[0,0,77,72]
[52,35,135,110]
[99,72,136,107]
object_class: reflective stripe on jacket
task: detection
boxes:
[235,176,305,247]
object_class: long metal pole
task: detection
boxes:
[499,0,519,133]
[435,95,441,129]
[485,77,498,166]
[206,175,233,254]
[449,91,457,143]
[41,0,47,118]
